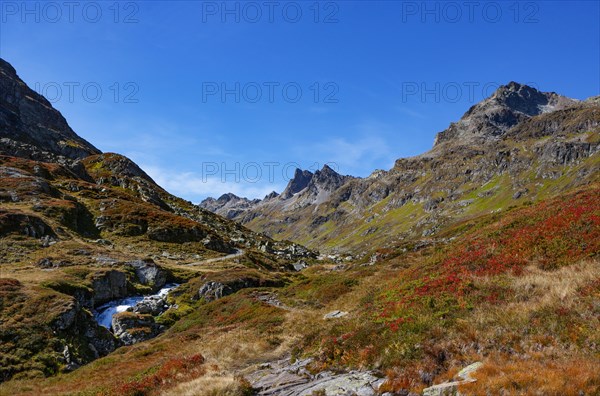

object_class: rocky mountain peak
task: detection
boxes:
[199,192,261,219]
[309,165,350,192]
[280,168,313,199]
[0,57,101,161]
[490,81,562,115]
[319,164,337,175]
[434,82,576,147]
[264,191,279,200]
[217,192,241,203]
[0,58,17,77]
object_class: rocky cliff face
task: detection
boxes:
[280,168,313,199]
[0,58,100,162]
[433,81,576,146]
[201,83,599,253]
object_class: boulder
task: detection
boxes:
[324,310,348,319]
[91,270,128,306]
[202,236,235,253]
[248,357,384,396]
[126,259,167,290]
[197,277,270,302]
[36,257,56,269]
[422,362,482,396]
[422,380,465,396]
[198,281,231,302]
[131,295,170,316]
[292,261,308,271]
[457,362,483,381]
[111,311,161,345]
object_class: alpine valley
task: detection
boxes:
[1,57,599,396]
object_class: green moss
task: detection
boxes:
[41,279,92,296]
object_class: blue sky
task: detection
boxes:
[1,1,599,201]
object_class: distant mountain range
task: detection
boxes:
[201,82,600,254]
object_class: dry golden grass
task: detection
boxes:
[199,328,285,369]
[510,261,600,308]
[161,363,245,396]
[460,355,600,396]
[155,266,387,395]
[471,259,600,328]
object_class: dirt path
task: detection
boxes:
[185,249,245,266]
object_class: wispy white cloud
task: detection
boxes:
[98,116,231,159]
[142,165,284,202]
[293,121,398,176]
[396,106,426,119]
[312,136,391,171]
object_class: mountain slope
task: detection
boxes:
[1,60,598,396]
[0,58,100,162]
[4,181,599,396]
[433,81,576,146]
[202,84,600,255]
[0,58,314,383]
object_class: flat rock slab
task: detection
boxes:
[252,291,293,311]
[248,358,383,396]
[422,379,475,396]
[324,310,348,319]
[457,362,482,380]
[423,362,482,396]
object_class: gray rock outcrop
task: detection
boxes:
[198,281,232,302]
[247,358,384,396]
[197,276,284,302]
[422,362,482,396]
[50,299,120,369]
[0,58,100,162]
[130,295,170,316]
[126,259,167,290]
[111,312,161,345]
[90,270,128,306]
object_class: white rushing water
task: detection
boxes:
[94,283,179,329]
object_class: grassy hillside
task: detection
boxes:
[239,105,600,255]
[0,152,315,384]
[2,184,597,395]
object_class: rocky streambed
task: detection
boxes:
[94,283,179,328]
[93,283,179,345]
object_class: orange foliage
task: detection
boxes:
[461,357,600,396]
[113,354,206,396]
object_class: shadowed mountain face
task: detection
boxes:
[0,59,100,162]
[280,169,313,199]
[201,83,599,254]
